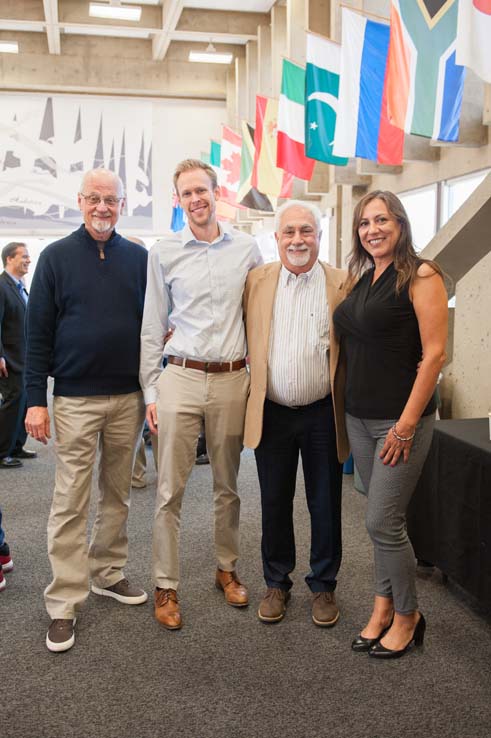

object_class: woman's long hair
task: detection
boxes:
[346,190,443,294]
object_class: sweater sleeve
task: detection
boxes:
[25,252,57,407]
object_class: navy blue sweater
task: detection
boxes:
[26,225,148,406]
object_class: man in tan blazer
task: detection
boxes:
[243,200,349,626]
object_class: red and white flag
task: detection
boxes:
[219,125,242,207]
[456,0,491,84]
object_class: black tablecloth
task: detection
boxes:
[407,418,491,607]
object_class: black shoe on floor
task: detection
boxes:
[0,456,23,469]
[12,448,38,459]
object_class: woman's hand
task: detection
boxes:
[379,424,415,466]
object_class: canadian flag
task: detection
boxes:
[456,0,491,84]
[218,125,242,208]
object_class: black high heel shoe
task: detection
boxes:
[368,613,426,659]
[351,617,393,653]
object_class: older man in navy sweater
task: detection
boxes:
[25,169,148,653]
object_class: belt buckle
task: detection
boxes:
[204,361,209,372]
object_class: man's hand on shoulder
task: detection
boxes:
[25,406,51,445]
[146,403,158,435]
[0,357,7,377]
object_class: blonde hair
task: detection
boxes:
[173,159,218,193]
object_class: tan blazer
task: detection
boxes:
[243,260,350,463]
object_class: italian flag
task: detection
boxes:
[277,59,315,181]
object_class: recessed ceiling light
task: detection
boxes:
[189,51,233,64]
[0,41,19,54]
[89,3,142,22]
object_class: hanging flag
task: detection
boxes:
[277,60,315,180]
[170,192,186,232]
[219,125,242,207]
[237,121,274,212]
[333,8,404,164]
[456,0,491,84]
[209,140,221,169]
[252,96,293,198]
[207,139,237,221]
[385,0,465,141]
[305,33,348,167]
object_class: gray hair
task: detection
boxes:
[80,168,124,197]
[274,200,322,234]
[2,242,26,267]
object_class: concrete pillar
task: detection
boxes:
[246,40,258,125]
[308,0,331,36]
[226,66,237,128]
[271,4,286,97]
[257,24,273,98]
[483,85,491,126]
[235,55,247,125]
[287,0,308,65]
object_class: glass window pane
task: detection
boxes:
[399,185,437,253]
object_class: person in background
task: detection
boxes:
[333,190,448,659]
[243,201,349,626]
[25,168,148,653]
[140,158,263,630]
[0,242,37,469]
[0,507,14,591]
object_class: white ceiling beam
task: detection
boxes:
[43,0,61,54]
[152,0,184,61]
[0,19,45,32]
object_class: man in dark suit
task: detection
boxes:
[0,242,36,468]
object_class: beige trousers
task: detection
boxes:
[44,392,145,619]
[153,364,249,589]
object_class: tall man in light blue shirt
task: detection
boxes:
[140,159,262,629]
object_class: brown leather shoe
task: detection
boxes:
[312,591,340,627]
[154,588,182,629]
[258,588,291,623]
[215,569,249,607]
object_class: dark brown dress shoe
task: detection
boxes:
[312,591,340,627]
[154,588,182,629]
[215,569,249,607]
[258,588,291,623]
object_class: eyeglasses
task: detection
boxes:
[80,193,123,207]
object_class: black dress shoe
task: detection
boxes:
[369,613,426,659]
[0,456,23,468]
[12,448,37,459]
[351,618,393,652]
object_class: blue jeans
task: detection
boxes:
[254,395,343,592]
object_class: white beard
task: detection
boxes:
[286,247,311,267]
[91,218,112,234]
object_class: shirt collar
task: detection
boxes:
[181,221,232,247]
[4,271,22,288]
[280,259,320,286]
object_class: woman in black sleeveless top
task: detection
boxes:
[333,191,448,659]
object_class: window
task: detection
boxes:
[399,185,437,253]
[441,169,491,226]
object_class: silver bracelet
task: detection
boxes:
[391,424,415,442]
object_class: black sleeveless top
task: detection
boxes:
[332,262,436,419]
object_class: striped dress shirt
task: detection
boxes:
[267,261,330,407]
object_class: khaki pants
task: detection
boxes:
[153,364,249,589]
[44,392,145,619]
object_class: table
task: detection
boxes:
[407,418,491,608]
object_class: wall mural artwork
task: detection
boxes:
[0,94,153,231]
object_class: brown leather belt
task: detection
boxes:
[167,356,246,373]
